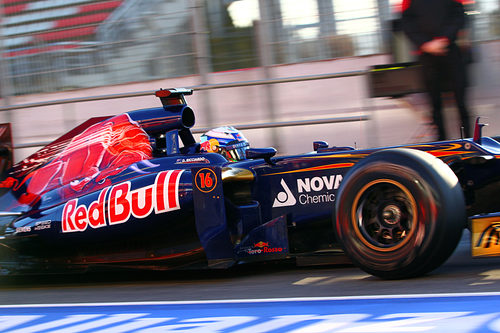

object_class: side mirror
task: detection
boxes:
[246,148,277,165]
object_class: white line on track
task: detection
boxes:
[3,291,500,308]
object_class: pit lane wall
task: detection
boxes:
[1,40,500,163]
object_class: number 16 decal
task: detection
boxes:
[194,168,217,193]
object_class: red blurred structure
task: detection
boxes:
[1,0,123,56]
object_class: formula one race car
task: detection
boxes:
[0,88,499,279]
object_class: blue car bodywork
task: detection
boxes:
[1,88,500,279]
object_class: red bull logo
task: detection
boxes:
[62,170,183,233]
[254,241,269,248]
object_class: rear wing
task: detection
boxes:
[155,88,193,107]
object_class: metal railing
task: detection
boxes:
[1,0,497,97]
[0,69,370,150]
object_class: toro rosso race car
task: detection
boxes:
[0,88,500,279]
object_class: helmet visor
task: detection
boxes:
[223,141,249,161]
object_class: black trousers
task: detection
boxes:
[419,45,471,140]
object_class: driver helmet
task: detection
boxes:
[200,126,249,161]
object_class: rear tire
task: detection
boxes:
[335,148,465,279]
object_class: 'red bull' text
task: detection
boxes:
[62,170,183,233]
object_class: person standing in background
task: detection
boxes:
[401,0,471,140]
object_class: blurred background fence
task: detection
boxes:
[0,0,499,162]
[0,0,498,97]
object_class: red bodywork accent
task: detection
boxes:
[5,114,152,206]
[155,90,172,98]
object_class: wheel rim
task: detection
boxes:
[351,179,418,252]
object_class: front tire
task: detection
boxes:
[335,148,465,279]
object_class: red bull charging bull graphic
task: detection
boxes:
[0,113,152,207]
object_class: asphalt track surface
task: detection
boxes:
[3,232,500,332]
[2,230,500,306]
